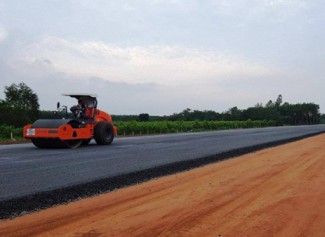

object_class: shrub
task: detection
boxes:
[0,125,23,138]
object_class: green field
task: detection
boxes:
[115,120,275,135]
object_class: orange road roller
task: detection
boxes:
[23,94,117,148]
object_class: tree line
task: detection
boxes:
[165,95,320,125]
[0,83,322,127]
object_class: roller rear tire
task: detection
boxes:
[94,122,114,145]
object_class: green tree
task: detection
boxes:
[2,82,40,126]
[223,107,243,121]
[5,82,39,111]
[275,94,283,108]
[138,113,149,122]
[279,102,320,125]
[243,107,282,125]
[265,100,274,108]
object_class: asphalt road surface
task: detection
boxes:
[1,125,325,202]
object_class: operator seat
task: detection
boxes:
[70,105,85,119]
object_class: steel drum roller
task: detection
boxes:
[31,119,82,148]
[31,119,78,128]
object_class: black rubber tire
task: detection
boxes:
[31,138,47,148]
[64,139,82,149]
[82,139,91,146]
[31,138,65,148]
[94,121,114,145]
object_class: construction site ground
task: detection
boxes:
[1,134,325,237]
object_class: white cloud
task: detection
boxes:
[1,0,322,113]
[18,36,280,87]
[210,0,309,22]
[0,26,8,42]
[253,0,309,20]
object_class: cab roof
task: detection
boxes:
[62,93,98,99]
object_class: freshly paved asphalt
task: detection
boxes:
[1,125,325,202]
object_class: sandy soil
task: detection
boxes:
[1,134,325,237]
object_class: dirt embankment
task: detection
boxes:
[1,135,325,237]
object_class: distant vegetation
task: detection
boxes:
[162,95,320,126]
[0,82,322,140]
[321,114,325,124]
[113,95,321,126]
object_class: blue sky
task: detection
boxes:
[0,0,324,115]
